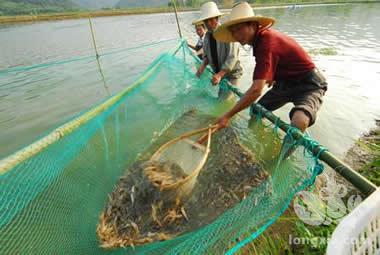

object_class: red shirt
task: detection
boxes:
[253,29,315,81]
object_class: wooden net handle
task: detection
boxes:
[196,125,220,145]
[159,126,214,190]
[151,124,218,160]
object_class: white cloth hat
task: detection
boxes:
[214,2,275,43]
[192,2,224,25]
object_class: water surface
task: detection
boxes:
[0,3,379,159]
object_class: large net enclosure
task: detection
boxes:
[0,39,325,254]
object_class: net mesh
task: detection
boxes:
[0,39,324,254]
[154,137,207,176]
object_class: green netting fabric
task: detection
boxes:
[0,39,324,254]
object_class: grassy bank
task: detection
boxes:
[344,120,380,186]
[0,0,379,25]
[0,7,188,24]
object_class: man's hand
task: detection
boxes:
[211,70,227,86]
[211,73,222,86]
[197,57,209,78]
[196,120,228,145]
[211,79,268,132]
[196,65,205,77]
[215,114,231,130]
[187,41,196,51]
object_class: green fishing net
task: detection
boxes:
[0,39,324,254]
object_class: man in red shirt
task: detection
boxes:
[212,2,327,155]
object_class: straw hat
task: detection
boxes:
[192,2,224,25]
[213,2,275,43]
[192,20,204,26]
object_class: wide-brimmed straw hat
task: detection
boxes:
[192,2,224,25]
[213,2,275,43]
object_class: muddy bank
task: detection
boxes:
[344,119,380,186]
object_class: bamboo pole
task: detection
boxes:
[172,1,183,38]
[88,17,110,96]
[250,103,378,197]
[88,17,100,59]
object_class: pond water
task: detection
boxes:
[0,3,379,159]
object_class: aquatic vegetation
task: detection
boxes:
[345,120,380,186]
[308,48,338,56]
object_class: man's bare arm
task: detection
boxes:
[196,57,209,77]
[224,79,267,118]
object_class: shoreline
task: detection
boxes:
[344,119,380,186]
[0,1,379,25]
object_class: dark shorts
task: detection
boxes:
[255,68,327,126]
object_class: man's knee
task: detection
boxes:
[290,110,310,132]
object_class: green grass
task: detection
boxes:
[0,8,191,24]
[238,209,339,254]
[356,128,380,185]
[361,158,380,185]
[0,0,77,16]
